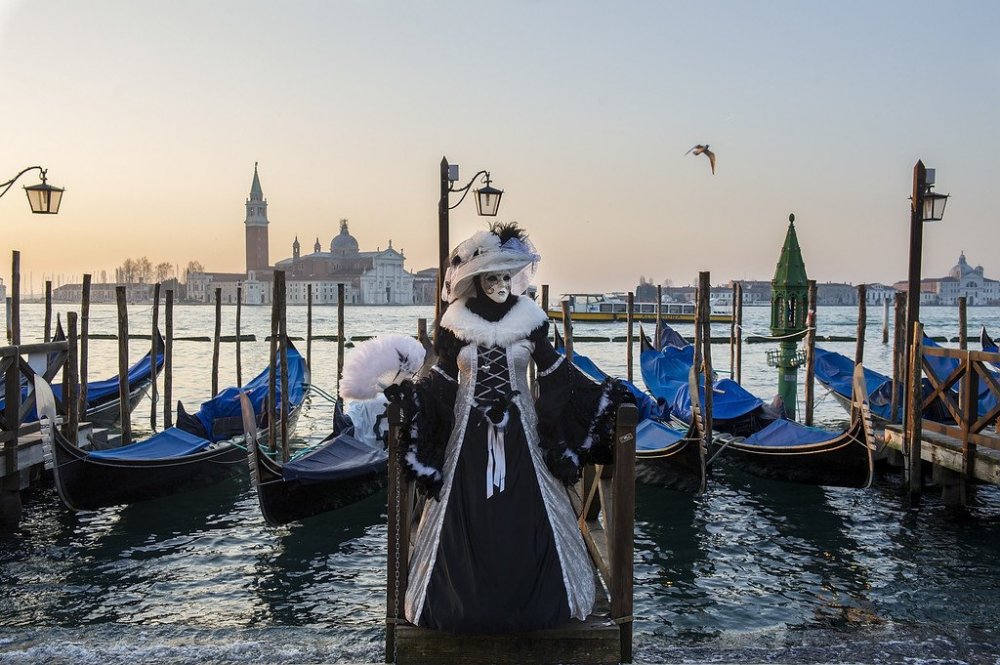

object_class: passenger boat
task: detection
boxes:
[547,293,730,323]
[35,340,308,511]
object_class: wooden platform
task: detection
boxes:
[393,615,620,665]
[884,424,1000,485]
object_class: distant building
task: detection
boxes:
[893,252,1000,305]
[186,165,421,305]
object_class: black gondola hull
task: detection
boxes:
[250,441,388,526]
[48,429,245,511]
[635,428,705,493]
[713,420,874,488]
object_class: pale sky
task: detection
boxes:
[2,0,998,297]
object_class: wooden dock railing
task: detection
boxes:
[914,333,1000,481]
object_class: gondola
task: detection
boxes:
[35,340,308,511]
[555,325,706,492]
[244,334,426,525]
[243,395,388,526]
[4,327,165,428]
[642,323,876,488]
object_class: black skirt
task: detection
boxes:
[419,406,571,634]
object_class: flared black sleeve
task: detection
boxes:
[384,326,461,499]
[530,321,634,484]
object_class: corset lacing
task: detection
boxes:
[475,345,518,498]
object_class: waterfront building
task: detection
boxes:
[186,165,422,305]
[893,252,1000,306]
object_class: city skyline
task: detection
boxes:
[2,1,999,299]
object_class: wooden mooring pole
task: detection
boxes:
[11,251,20,346]
[958,296,967,350]
[278,272,290,462]
[307,283,313,371]
[855,284,867,367]
[151,283,160,431]
[804,280,817,426]
[337,283,346,390]
[541,284,549,318]
[698,273,714,440]
[882,298,890,344]
[734,281,743,385]
[44,281,52,343]
[164,289,174,428]
[268,274,280,451]
[891,292,907,424]
[65,312,79,441]
[905,322,924,500]
[212,287,222,397]
[79,274,91,418]
[236,284,243,387]
[561,300,574,364]
[115,286,131,445]
[656,284,663,351]
[626,292,634,383]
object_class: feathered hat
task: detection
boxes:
[441,222,540,303]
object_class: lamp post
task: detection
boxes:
[903,159,948,497]
[0,166,65,214]
[436,155,503,324]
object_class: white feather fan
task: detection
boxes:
[339,334,427,400]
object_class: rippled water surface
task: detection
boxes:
[2,303,1000,663]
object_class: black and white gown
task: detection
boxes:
[395,295,623,635]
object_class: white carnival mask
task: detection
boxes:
[482,271,512,303]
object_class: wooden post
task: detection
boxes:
[734,282,743,385]
[804,280,817,426]
[385,402,410,662]
[729,282,737,377]
[906,322,924,499]
[561,300,574,364]
[44,281,52,343]
[891,292,907,424]
[699,273,714,438]
[855,284,867,367]
[655,284,663,351]
[115,286,131,445]
[882,298,890,345]
[541,284,549,318]
[278,272,290,462]
[212,287,222,397]
[236,284,243,387]
[151,283,160,431]
[611,403,638,664]
[164,290,174,428]
[79,274,91,418]
[268,274,280,451]
[626,292,634,383]
[307,283,313,371]
[337,283,346,389]
[958,296,967,350]
[65,312,79,441]
[11,251,20,346]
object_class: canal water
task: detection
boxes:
[2,303,999,664]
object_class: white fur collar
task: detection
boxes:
[441,296,547,348]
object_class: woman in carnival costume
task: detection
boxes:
[385,222,632,635]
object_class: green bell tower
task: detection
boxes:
[768,213,809,419]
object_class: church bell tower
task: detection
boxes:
[245,162,270,273]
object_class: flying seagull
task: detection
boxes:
[686,144,716,174]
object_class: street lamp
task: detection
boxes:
[903,159,949,498]
[437,156,504,321]
[905,160,949,344]
[1,166,65,214]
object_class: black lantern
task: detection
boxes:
[921,190,948,222]
[1,166,64,214]
[474,177,503,217]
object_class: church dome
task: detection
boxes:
[330,219,359,255]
